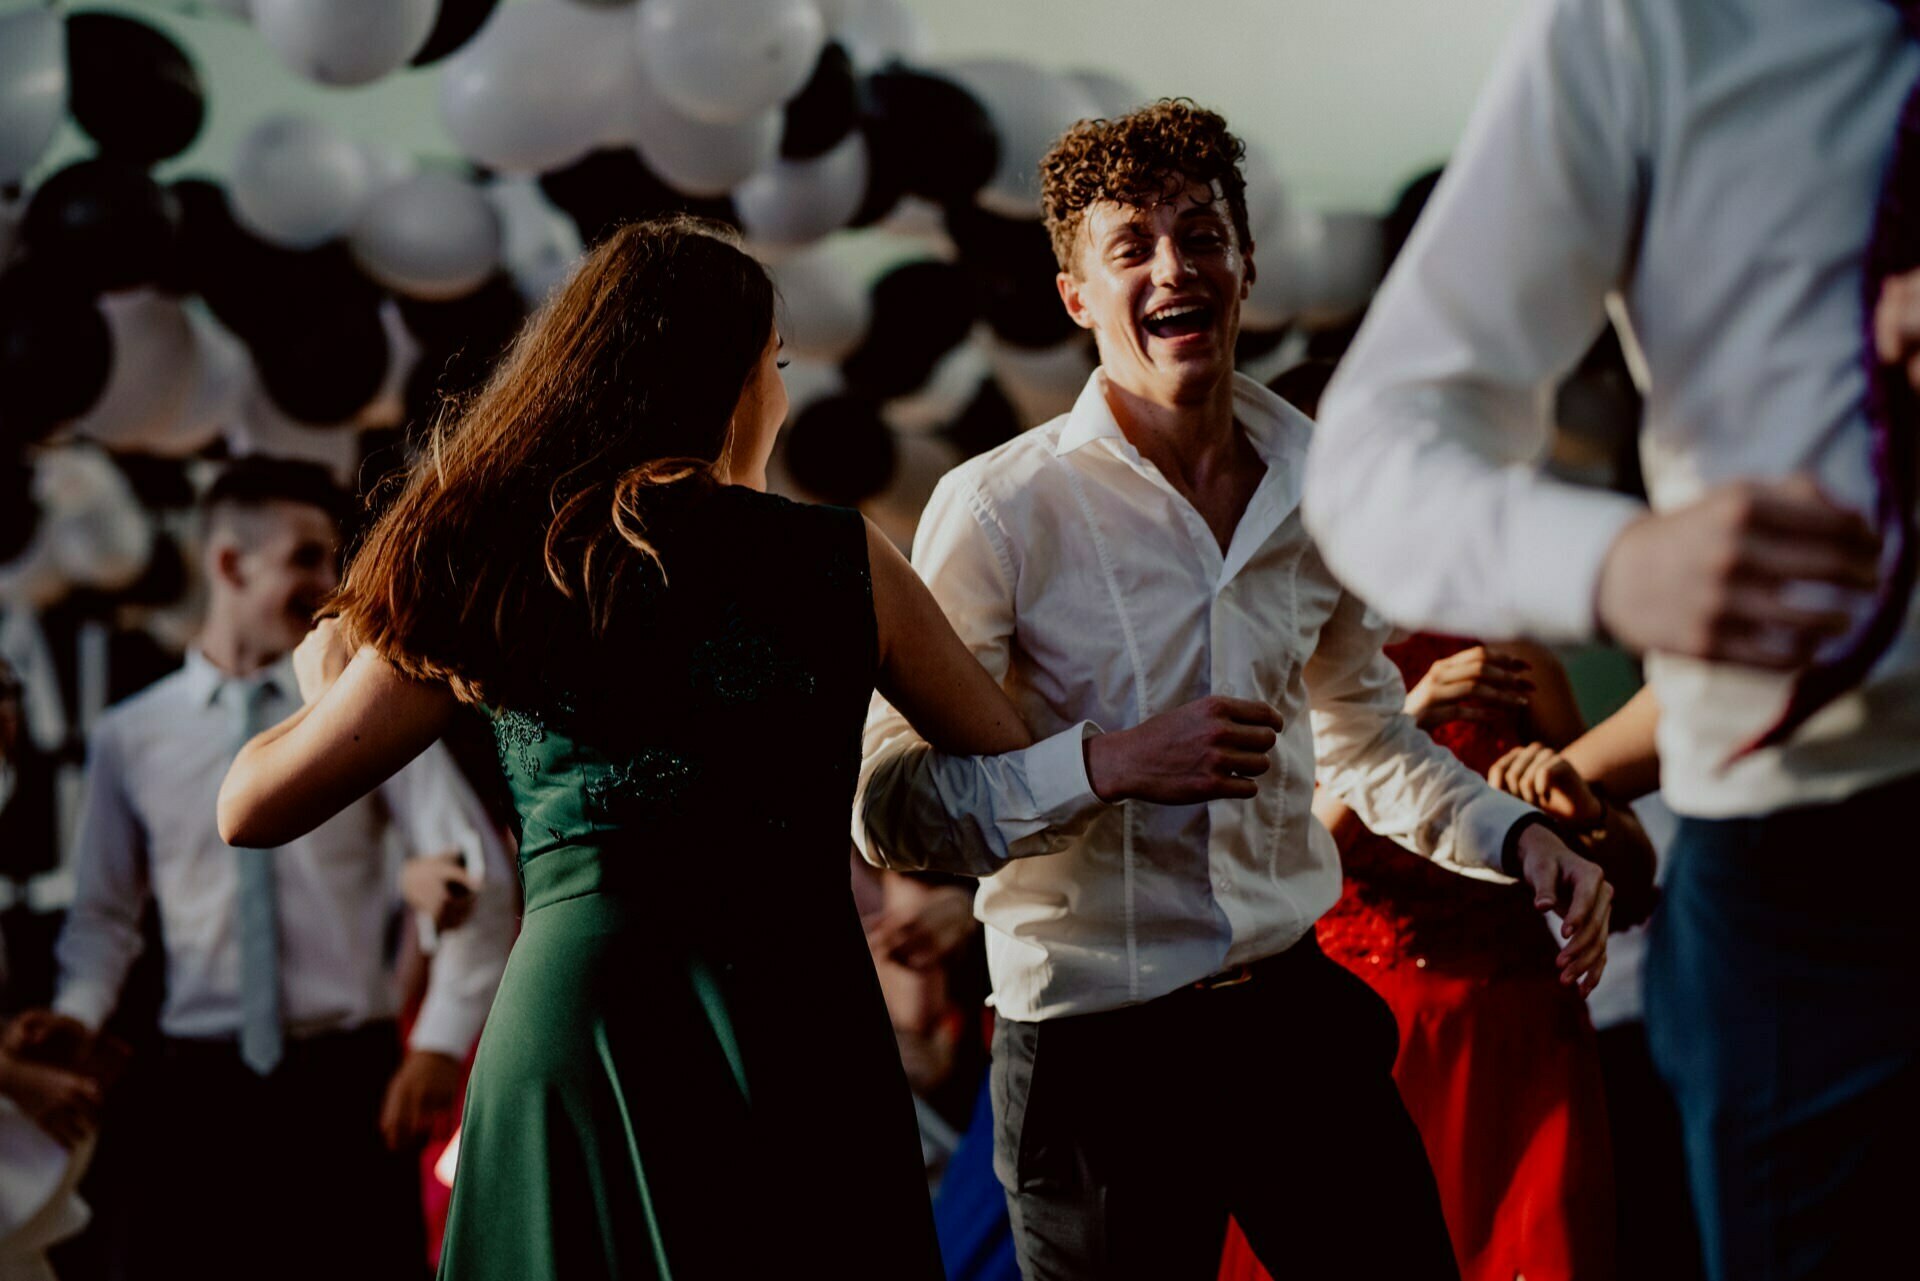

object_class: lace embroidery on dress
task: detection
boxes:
[583,749,701,820]
[691,606,817,704]
[493,708,547,778]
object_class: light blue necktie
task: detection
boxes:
[229,678,284,1075]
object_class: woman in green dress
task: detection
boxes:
[216,216,1039,1279]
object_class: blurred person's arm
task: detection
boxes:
[1562,684,1661,802]
[52,722,149,1034]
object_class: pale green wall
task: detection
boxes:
[17,0,1527,210]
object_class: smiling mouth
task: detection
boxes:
[1141,302,1214,340]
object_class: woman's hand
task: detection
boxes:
[292,618,356,707]
[1403,646,1533,730]
[1489,742,1605,826]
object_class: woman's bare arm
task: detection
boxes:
[1561,684,1661,802]
[218,646,457,848]
[1496,640,1587,749]
[865,519,1032,758]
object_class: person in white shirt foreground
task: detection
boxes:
[1305,4,1920,1277]
[34,460,516,1281]
[857,100,1612,1281]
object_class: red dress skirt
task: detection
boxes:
[1221,634,1615,1281]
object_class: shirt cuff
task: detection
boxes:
[408,996,485,1059]
[1509,484,1644,641]
[1458,788,1542,876]
[52,982,115,1032]
[1027,721,1105,824]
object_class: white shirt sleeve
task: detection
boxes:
[1305,0,1648,643]
[856,470,1105,877]
[53,722,150,1030]
[380,741,517,1059]
[1305,591,1539,877]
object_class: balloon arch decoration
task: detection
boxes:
[0,0,1406,642]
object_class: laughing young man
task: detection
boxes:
[856,101,1612,1280]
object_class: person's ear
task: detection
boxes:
[1057,270,1096,331]
[211,543,247,592]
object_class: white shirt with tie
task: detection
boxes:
[1307,0,1920,819]
[858,370,1538,1022]
[53,651,517,1059]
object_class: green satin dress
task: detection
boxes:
[438,488,943,1280]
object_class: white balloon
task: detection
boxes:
[252,0,436,87]
[486,177,583,308]
[360,142,420,194]
[441,0,640,174]
[33,446,153,593]
[614,51,782,198]
[162,307,253,458]
[207,0,253,17]
[70,292,198,452]
[736,132,869,247]
[228,385,364,486]
[637,0,826,126]
[767,244,871,363]
[0,11,67,188]
[350,173,503,301]
[1069,69,1146,119]
[943,59,1102,220]
[1255,208,1386,331]
[231,116,375,250]
[823,0,929,73]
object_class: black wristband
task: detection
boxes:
[1501,812,1557,879]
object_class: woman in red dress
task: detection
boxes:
[1221,635,1651,1281]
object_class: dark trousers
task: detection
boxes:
[1646,772,1920,1281]
[990,935,1458,1280]
[133,1022,426,1281]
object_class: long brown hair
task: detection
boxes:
[331,215,775,705]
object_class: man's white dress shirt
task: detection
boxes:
[859,370,1537,1022]
[1308,0,1920,818]
[54,651,516,1058]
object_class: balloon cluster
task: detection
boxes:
[0,0,1406,612]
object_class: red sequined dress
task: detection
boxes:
[1221,634,1615,1281]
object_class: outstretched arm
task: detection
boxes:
[218,622,457,848]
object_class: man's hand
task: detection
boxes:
[380,1049,464,1150]
[1489,743,1604,826]
[1515,824,1612,996]
[401,852,477,932]
[1595,476,1880,669]
[292,617,357,707]
[1875,268,1920,392]
[1,1009,95,1065]
[0,1053,103,1147]
[866,883,977,972]
[1085,696,1285,804]
[1404,646,1532,729]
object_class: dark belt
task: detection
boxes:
[1189,932,1324,991]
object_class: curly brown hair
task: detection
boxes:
[1040,98,1252,274]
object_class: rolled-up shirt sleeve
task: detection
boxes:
[1305,0,1648,643]
[856,471,1105,876]
[1306,591,1539,878]
[381,742,517,1059]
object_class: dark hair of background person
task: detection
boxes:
[1039,98,1253,274]
[198,456,351,538]
[328,214,777,707]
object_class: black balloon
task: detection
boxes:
[411,0,501,67]
[0,259,113,444]
[1382,166,1444,271]
[1235,324,1289,363]
[165,179,382,347]
[395,273,526,353]
[942,378,1022,459]
[862,69,999,207]
[946,205,1078,349]
[110,453,199,508]
[845,120,906,228]
[0,456,40,565]
[22,159,180,294]
[782,42,859,160]
[1266,358,1338,418]
[66,14,206,165]
[254,299,390,426]
[783,394,896,504]
[841,261,977,398]
[116,532,189,607]
[539,148,738,249]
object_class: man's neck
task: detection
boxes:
[1103,370,1253,490]
[195,620,284,681]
